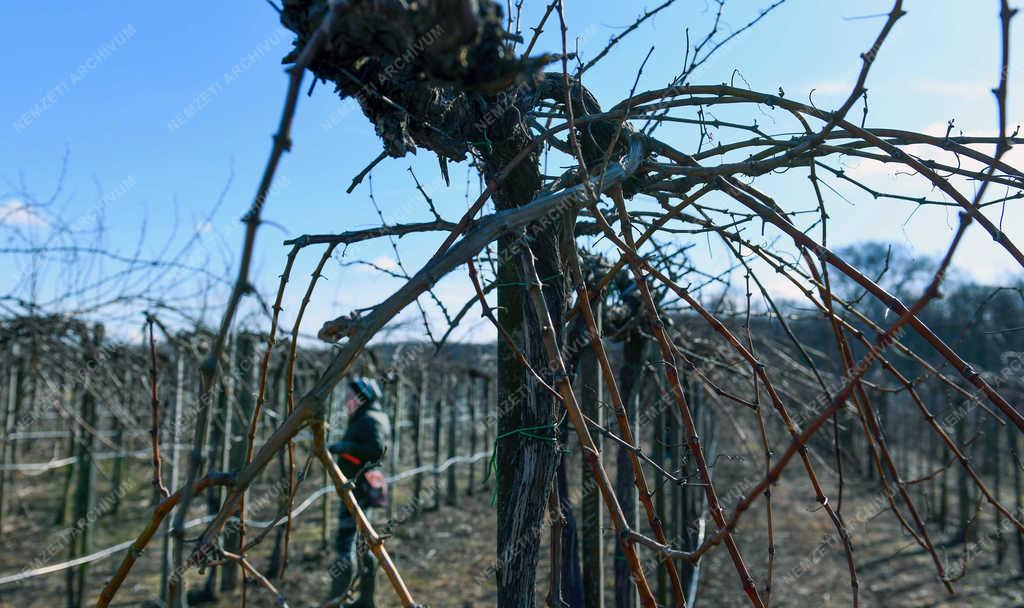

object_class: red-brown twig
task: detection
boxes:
[146,315,169,499]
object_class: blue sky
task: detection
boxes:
[1,1,1020,341]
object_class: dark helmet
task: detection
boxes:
[348,377,383,405]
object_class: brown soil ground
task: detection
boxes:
[2,456,1022,607]
[698,462,1024,608]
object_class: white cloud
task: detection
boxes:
[842,157,892,180]
[920,123,1024,176]
[0,199,48,227]
[369,256,398,271]
[844,122,1023,184]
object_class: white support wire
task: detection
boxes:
[0,449,492,586]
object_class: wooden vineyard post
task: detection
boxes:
[161,353,184,603]
[654,392,667,607]
[578,313,605,608]
[70,324,102,608]
[992,413,1006,564]
[413,367,426,507]
[322,374,337,551]
[679,372,698,595]
[956,406,972,540]
[0,343,21,535]
[667,377,684,597]
[388,371,403,520]
[432,373,444,511]
[55,370,74,526]
[110,367,130,516]
[482,375,493,490]
[937,386,949,532]
[197,338,233,599]
[267,370,289,578]
[222,333,254,591]
[467,371,478,495]
[1011,415,1024,573]
[614,331,644,608]
[446,371,458,506]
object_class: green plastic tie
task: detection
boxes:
[483,422,560,507]
[488,272,564,290]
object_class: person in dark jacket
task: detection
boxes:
[326,376,391,608]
